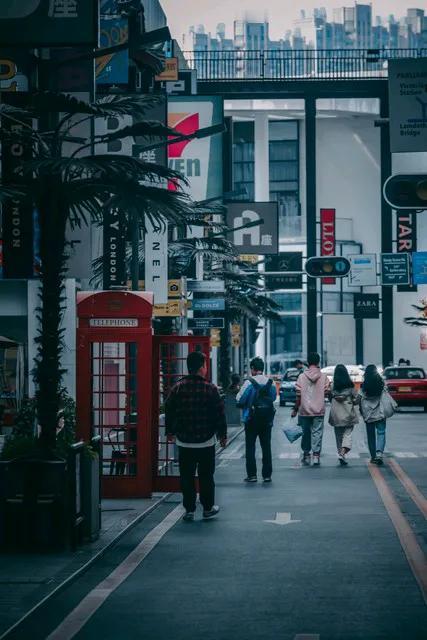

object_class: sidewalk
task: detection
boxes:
[0,426,242,637]
[0,495,166,637]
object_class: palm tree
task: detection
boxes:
[404,299,427,327]
[0,92,197,453]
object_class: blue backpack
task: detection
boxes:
[249,378,275,425]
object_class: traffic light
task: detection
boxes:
[383,174,427,210]
[305,256,351,278]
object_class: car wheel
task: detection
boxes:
[424,405,427,413]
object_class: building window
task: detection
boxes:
[232,120,254,201]
[269,120,300,240]
[270,293,302,312]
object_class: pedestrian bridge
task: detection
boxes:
[181,48,426,99]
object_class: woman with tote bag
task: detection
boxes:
[328,364,360,466]
[359,364,397,465]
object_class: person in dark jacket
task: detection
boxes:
[165,351,227,521]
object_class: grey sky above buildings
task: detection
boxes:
[161,1,426,42]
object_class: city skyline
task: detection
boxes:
[161,0,426,43]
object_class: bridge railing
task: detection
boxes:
[183,48,427,81]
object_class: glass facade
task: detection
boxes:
[232,121,255,201]
[268,121,301,241]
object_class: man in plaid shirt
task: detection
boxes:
[165,351,227,521]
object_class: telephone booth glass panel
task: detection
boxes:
[91,342,138,477]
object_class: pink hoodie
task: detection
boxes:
[295,366,330,416]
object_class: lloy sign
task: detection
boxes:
[320,208,336,285]
[227,202,279,255]
[0,0,98,46]
[168,96,223,202]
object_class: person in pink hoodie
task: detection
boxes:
[291,352,330,466]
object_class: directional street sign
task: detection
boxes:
[348,254,377,287]
[388,58,427,153]
[187,280,225,293]
[381,253,410,286]
[192,297,225,312]
[188,318,225,330]
[412,252,427,285]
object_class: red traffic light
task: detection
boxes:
[383,174,427,210]
[305,256,351,278]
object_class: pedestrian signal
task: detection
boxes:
[383,174,427,210]
[305,256,351,278]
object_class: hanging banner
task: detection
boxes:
[142,99,168,303]
[167,96,223,202]
[396,212,417,292]
[103,205,126,289]
[1,94,33,279]
[320,208,336,285]
[0,0,98,47]
[96,5,129,87]
[421,328,427,351]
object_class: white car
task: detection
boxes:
[321,365,365,390]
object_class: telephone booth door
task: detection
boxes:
[152,336,211,493]
[77,291,154,498]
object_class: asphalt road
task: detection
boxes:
[5,406,427,640]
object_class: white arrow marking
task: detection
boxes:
[264,512,301,526]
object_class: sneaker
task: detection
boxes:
[338,451,348,466]
[263,477,272,483]
[203,506,220,519]
[244,476,258,483]
[182,512,195,522]
[312,454,320,466]
[374,457,384,466]
[301,454,311,466]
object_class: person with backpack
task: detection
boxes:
[236,357,277,483]
[359,364,396,465]
[291,352,330,466]
[328,364,360,466]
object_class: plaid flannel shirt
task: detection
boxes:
[165,375,227,444]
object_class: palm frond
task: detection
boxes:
[97,120,178,143]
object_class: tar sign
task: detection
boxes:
[353,294,380,319]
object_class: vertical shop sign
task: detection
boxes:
[396,211,417,292]
[320,208,336,284]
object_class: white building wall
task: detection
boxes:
[317,114,382,365]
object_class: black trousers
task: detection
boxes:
[178,445,215,512]
[244,422,273,479]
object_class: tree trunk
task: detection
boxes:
[35,181,68,453]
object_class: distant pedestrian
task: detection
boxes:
[236,357,277,483]
[328,364,360,466]
[228,373,241,395]
[293,359,306,375]
[292,352,330,466]
[165,351,227,521]
[359,364,396,465]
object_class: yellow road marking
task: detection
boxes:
[367,461,427,606]
[387,458,427,520]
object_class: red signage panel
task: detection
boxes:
[320,208,336,284]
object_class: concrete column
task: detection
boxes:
[254,112,269,362]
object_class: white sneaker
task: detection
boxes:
[312,454,320,466]
[203,505,220,519]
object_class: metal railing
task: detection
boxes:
[183,48,427,81]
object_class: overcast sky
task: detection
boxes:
[161,1,426,43]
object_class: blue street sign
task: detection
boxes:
[412,252,427,285]
[381,253,410,286]
[192,298,226,312]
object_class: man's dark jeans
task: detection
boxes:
[244,421,273,479]
[178,445,215,512]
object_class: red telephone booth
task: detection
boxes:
[77,291,211,498]
[76,291,154,498]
